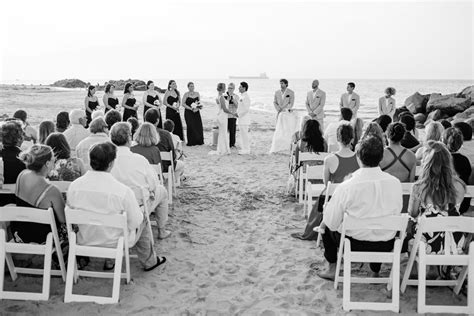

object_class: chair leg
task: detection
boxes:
[468,242,474,311]
[41,233,53,300]
[454,265,468,295]
[64,233,77,302]
[417,241,427,314]
[334,235,345,290]
[0,230,5,297]
[401,234,421,293]
[111,238,124,303]
[392,239,401,312]
[5,252,17,281]
[342,239,351,311]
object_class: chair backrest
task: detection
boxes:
[342,213,409,242]
[0,206,55,225]
[415,165,422,177]
[418,216,474,235]
[49,181,71,193]
[401,182,413,195]
[305,165,324,181]
[326,181,339,197]
[465,185,474,199]
[129,186,148,206]
[65,207,128,231]
[160,151,173,162]
[298,152,329,164]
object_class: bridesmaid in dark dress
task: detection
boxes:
[84,85,99,127]
[103,83,119,114]
[163,80,184,141]
[122,83,138,121]
[182,82,204,145]
[143,80,163,128]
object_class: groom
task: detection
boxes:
[273,79,295,116]
[238,81,251,155]
[226,83,239,148]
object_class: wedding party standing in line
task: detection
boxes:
[122,83,139,121]
[143,80,163,128]
[238,82,251,155]
[225,83,239,148]
[84,85,99,127]
[103,84,119,114]
[305,79,326,130]
[182,82,204,146]
[163,80,184,141]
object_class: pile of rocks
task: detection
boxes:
[51,79,88,88]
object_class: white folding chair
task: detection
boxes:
[130,186,155,248]
[0,207,66,301]
[160,151,177,204]
[64,208,131,304]
[415,165,422,179]
[314,182,339,247]
[335,214,409,312]
[400,216,474,314]
[297,152,329,204]
[401,182,413,196]
[303,165,325,217]
[466,185,474,206]
[49,180,71,193]
[151,163,164,186]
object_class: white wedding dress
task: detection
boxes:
[209,95,230,155]
[269,110,299,153]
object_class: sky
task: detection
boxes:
[0,0,472,82]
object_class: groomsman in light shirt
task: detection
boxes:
[226,83,239,148]
[238,82,251,155]
[305,79,326,130]
[339,82,360,119]
[273,79,295,117]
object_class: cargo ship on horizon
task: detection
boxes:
[229,72,269,79]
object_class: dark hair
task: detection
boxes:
[56,111,70,131]
[187,82,194,88]
[400,113,416,131]
[387,122,406,143]
[279,79,288,86]
[453,121,472,141]
[163,119,175,133]
[217,83,226,92]
[1,120,23,147]
[356,136,384,167]
[19,144,53,172]
[110,122,131,146]
[347,82,356,89]
[337,123,354,146]
[168,80,180,98]
[240,82,248,91]
[104,109,122,130]
[13,110,27,122]
[376,115,392,132]
[124,83,133,94]
[38,120,55,144]
[301,120,325,152]
[340,108,353,121]
[89,142,117,171]
[105,83,114,94]
[439,119,452,130]
[45,132,71,160]
[443,127,463,153]
[87,85,95,97]
[127,117,139,137]
[144,108,160,125]
[146,80,153,89]
[89,117,108,134]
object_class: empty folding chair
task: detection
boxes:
[0,206,66,301]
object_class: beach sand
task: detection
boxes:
[0,87,468,315]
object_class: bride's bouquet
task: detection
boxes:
[192,101,203,110]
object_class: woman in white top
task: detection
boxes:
[209,83,236,155]
[378,87,396,118]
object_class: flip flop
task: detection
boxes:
[103,259,115,271]
[144,256,167,272]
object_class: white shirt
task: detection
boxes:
[323,167,403,241]
[63,124,90,157]
[347,93,352,104]
[111,146,161,206]
[324,120,350,153]
[75,133,109,169]
[170,134,181,149]
[66,170,143,248]
[238,92,251,126]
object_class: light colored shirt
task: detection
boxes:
[323,167,403,241]
[66,170,143,248]
[324,120,350,153]
[75,133,109,169]
[63,124,90,157]
[238,92,251,126]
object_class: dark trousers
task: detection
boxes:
[228,118,237,147]
[322,227,395,272]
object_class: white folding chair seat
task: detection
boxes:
[0,207,66,301]
[64,208,132,304]
[297,152,329,204]
[401,216,474,314]
[334,214,409,312]
[160,151,177,205]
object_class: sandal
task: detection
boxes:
[144,256,167,272]
[103,259,115,271]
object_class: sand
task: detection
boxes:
[0,86,468,315]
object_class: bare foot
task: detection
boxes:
[158,229,171,239]
[317,263,337,281]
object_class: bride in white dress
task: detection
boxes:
[209,83,235,155]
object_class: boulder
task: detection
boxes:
[458,85,474,103]
[453,106,474,120]
[414,113,427,125]
[426,93,471,116]
[424,109,444,126]
[404,92,430,114]
[51,79,88,88]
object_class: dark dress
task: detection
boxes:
[166,94,184,141]
[144,94,163,129]
[105,96,119,113]
[86,99,99,127]
[452,152,472,214]
[123,97,137,121]
[184,96,204,146]
[0,146,25,206]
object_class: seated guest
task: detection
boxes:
[127,117,140,138]
[66,142,166,271]
[439,119,452,130]
[376,114,392,133]
[163,119,181,150]
[56,111,70,133]
[324,108,353,153]
[63,109,90,157]
[318,136,403,280]
[46,132,86,181]
[415,121,444,162]
[76,117,109,168]
[296,119,327,157]
[13,109,37,144]
[110,122,170,239]
[131,122,162,165]
[400,113,420,151]
[408,141,465,256]
[38,120,55,144]
[380,122,416,182]
[292,115,311,145]
[454,121,474,165]
[11,144,66,243]
[104,109,122,130]
[360,121,385,144]
[0,120,25,184]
